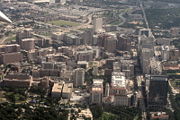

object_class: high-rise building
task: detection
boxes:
[91,79,104,104]
[140,48,154,74]
[116,35,131,51]
[21,38,35,51]
[73,68,85,87]
[0,44,20,53]
[0,44,22,64]
[113,95,131,106]
[105,83,110,97]
[0,52,22,64]
[104,35,117,53]
[16,30,32,44]
[93,18,103,33]
[146,75,168,110]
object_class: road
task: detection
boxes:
[0,34,16,44]
[138,0,155,40]
[168,80,179,95]
[167,93,174,112]
[138,76,147,120]
[119,13,126,26]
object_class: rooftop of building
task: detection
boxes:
[0,44,20,48]
[63,83,73,94]
[111,72,126,88]
[78,108,93,119]
[52,83,63,93]
[92,79,103,92]
[93,79,103,85]
[21,38,35,42]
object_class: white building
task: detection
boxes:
[110,72,133,106]
[111,72,126,89]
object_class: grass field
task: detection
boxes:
[5,35,16,41]
[146,8,180,29]
[48,20,80,27]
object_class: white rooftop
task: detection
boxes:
[111,72,126,87]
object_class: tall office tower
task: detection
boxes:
[81,29,93,45]
[93,17,103,33]
[91,79,104,104]
[120,61,135,79]
[138,35,154,52]
[116,35,131,51]
[16,30,32,44]
[105,83,110,97]
[146,75,168,110]
[0,44,20,53]
[0,44,22,64]
[73,68,85,87]
[140,48,154,74]
[21,38,35,51]
[104,35,117,53]
[0,52,22,64]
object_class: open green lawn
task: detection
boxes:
[110,19,122,25]
[48,20,80,27]
[150,0,180,3]
[146,8,180,29]
[171,39,180,49]
[5,35,16,42]
[98,112,118,120]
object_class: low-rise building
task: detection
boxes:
[1,73,32,88]
[51,82,73,99]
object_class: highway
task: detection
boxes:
[119,12,126,26]
[138,0,155,39]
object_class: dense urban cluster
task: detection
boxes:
[0,0,179,120]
